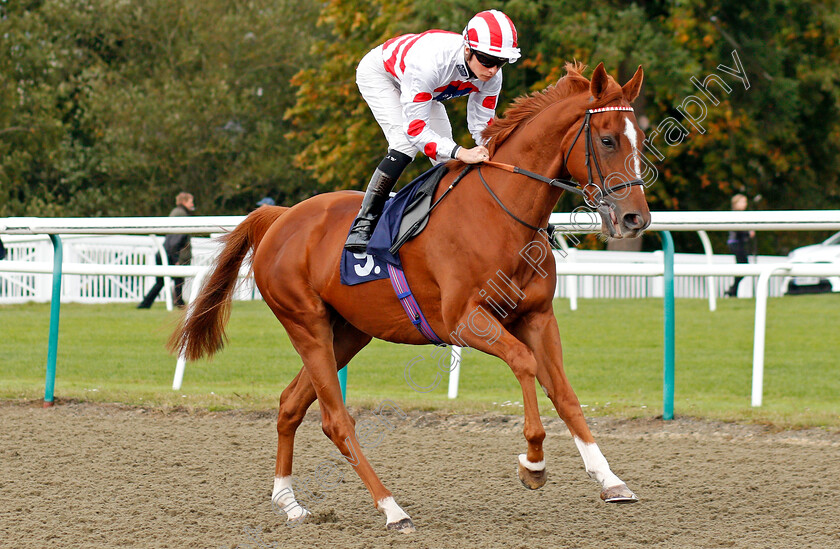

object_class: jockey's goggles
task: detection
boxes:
[471,49,507,69]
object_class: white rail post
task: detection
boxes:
[552,237,565,300]
[447,346,462,399]
[567,247,578,311]
[697,230,717,312]
[553,234,570,301]
[149,234,174,311]
[751,266,789,407]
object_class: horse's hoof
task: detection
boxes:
[600,483,638,503]
[386,517,415,533]
[518,462,548,490]
[285,509,311,527]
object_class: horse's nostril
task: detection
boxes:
[623,213,647,230]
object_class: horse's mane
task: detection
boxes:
[483,62,622,154]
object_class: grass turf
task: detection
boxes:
[1,295,838,428]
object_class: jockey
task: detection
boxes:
[344,9,521,253]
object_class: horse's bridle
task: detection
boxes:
[479,105,645,234]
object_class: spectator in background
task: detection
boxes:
[256,197,275,208]
[137,192,195,309]
[725,193,755,297]
[0,237,6,260]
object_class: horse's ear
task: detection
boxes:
[622,65,644,102]
[589,63,609,99]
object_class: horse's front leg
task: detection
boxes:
[513,310,638,503]
[457,317,547,490]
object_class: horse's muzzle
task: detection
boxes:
[600,203,651,239]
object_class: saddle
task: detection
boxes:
[367,163,450,264]
[392,167,446,250]
[340,164,467,286]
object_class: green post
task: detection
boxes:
[337,365,348,403]
[661,231,675,420]
[44,234,63,407]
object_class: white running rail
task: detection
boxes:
[3,212,840,406]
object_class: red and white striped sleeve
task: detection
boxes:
[467,74,502,146]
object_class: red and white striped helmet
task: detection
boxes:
[463,9,521,63]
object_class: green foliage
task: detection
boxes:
[0,0,321,216]
[283,0,417,189]
[654,0,840,253]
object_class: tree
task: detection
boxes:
[0,0,322,216]
[283,0,418,190]
[650,0,840,252]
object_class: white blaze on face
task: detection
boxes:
[624,117,642,180]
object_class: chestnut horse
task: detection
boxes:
[170,62,651,532]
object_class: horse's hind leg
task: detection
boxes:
[515,311,637,503]
[272,367,318,522]
[274,300,414,532]
[272,320,373,523]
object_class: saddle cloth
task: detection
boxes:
[340,164,447,286]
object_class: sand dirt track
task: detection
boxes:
[1,401,838,548]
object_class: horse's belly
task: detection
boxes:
[323,278,435,345]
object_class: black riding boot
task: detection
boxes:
[344,168,396,253]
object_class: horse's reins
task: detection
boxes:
[478,105,645,234]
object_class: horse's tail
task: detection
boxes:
[168,205,288,361]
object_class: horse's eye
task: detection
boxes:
[600,137,615,148]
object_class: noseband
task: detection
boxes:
[480,105,644,233]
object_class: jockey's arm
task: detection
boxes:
[398,61,499,164]
[398,90,492,164]
[399,82,459,163]
[466,74,502,147]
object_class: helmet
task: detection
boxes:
[463,10,521,63]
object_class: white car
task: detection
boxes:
[782,231,840,294]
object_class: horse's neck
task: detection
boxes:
[485,101,582,233]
